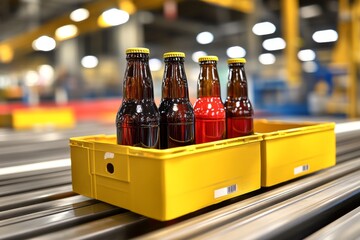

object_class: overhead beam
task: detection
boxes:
[201,0,254,14]
[0,0,165,63]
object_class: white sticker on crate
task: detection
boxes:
[104,152,115,159]
[214,184,237,199]
[294,164,309,175]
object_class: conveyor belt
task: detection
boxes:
[0,121,359,239]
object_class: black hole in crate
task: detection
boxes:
[107,163,114,174]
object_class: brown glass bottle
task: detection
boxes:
[116,47,160,148]
[193,56,225,144]
[224,58,254,138]
[159,52,194,149]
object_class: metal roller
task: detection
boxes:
[0,174,71,197]
[194,171,360,240]
[0,195,92,223]
[0,202,125,239]
[305,207,360,240]
[0,185,74,212]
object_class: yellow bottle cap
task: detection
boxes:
[198,56,219,62]
[126,47,150,54]
[163,52,185,58]
[227,58,246,64]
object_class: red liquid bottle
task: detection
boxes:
[116,47,160,148]
[159,52,194,149]
[224,58,254,138]
[193,56,225,144]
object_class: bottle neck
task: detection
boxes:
[197,61,221,98]
[123,53,154,101]
[227,63,249,98]
[162,58,189,99]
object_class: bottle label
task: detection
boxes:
[214,184,237,198]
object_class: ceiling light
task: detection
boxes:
[99,8,129,27]
[70,8,89,22]
[24,70,39,86]
[192,51,207,62]
[252,22,276,36]
[55,24,78,41]
[226,46,246,58]
[149,58,162,71]
[38,65,55,85]
[32,36,56,51]
[259,53,276,65]
[300,4,322,18]
[81,56,99,68]
[262,37,286,51]
[312,29,338,43]
[196,31,214,45]
[298,49,316,61]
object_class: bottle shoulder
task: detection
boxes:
[159,99,194,121]
[116,99,160,123]
[224,98,254,117]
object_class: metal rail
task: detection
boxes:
[135,158,360,240]
[305,207,360,240]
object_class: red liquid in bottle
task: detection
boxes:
[194,56,225,144]
[194,97,225,143]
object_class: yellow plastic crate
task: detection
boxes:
[70,134,262,221]
[254,119,336,187]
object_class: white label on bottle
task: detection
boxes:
[214,184,237,199]
[104,152,114,160]
[294,164,309,175]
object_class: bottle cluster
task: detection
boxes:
[116,47,254,149]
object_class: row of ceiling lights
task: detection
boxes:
[31,5,337,69]
[32,7,130,52]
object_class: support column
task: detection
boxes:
[281,0,300,86]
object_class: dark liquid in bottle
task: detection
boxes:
[226,116,253,138]
[159,53,194,149]
[117,100,159,147]
[159,99,194,148]
[116,49,159,148]
[225,60,253,138]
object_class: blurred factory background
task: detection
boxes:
[0,0,359,121]
[1,1,360,239]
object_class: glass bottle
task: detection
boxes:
[159,52,194,149]
[193,56,226,144]
[224,58,254,138]
[116,47,160,148]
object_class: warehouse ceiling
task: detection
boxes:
[0,0,340,64]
